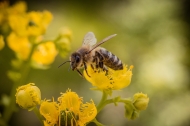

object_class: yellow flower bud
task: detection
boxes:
[0,35,4,50]
[56,37,70,58]
[59,27,72,39]
[133,93,149,111]
[15,83,41,111]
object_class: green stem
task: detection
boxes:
[97,96,132,114]
[32,107,43,125]
[3,63,31,122]
[92,118,104,126]
[96,91,108,113]
[3,43,36,123]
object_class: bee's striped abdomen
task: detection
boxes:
[98,48,123,70]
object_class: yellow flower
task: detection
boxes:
[32,41,58,65]
[0,35,4,50]
[8,10,53,37]
[0,1,9,25]
[133,93,149,111]
[0,1,26,25]
[58,89,97,126]
[26,11,53,36]
[15,83,41,111]
[84,65,133,91]
[40,100,59,126]
[7,1,27,15]
[7,32,31,60]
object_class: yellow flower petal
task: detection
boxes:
[84,65,133,91]
[78,100,97,125]
[7,1,27,15]
[32,41,57,65]
[15,83,41,110]
[7,32,31,60]
[40,100,59,126]
[58,89,82,115]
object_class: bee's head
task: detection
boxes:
[70,52,82,71]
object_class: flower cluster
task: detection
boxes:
[15,84,97,126]
[9,2,149,125]
[1,1,71,126]
[15,63,149,125]
[0,1,71,69]
[84,65,149,120]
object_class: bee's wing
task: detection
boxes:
[82,32,97,47]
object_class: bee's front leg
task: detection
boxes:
[76,68,84,78]
[83,62,91,77]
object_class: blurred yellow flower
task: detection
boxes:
[40,100,59,126]
[7,32,31,60]
[84,65,133,91]
[8,10,53,37]
[7,1,27,15]
[32,41,58,65]
[0,35,4,50]
[15,83,41,111]
[58,89,97,126]
[0,1,9,25]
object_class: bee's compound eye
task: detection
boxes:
[76,55,80,63]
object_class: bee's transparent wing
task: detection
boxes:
[82,32,97,47]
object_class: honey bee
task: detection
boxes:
[59,32,123,77]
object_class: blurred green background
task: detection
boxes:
[1,0,190,126]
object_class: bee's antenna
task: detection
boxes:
[58,61,71,68]
[87,34,117,54]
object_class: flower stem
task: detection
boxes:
[97,91,108,113]
[32,107,43,125]
[3,63,31,122]
[3,43,36,123]
[92,118,104,126]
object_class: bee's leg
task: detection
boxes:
[76,68,84,78]
[103,65,108,72]
[84,62,91,77]
[99,62,103,69]
[95,51,105,71]
[91,64,95,70]
[94,51,100,69]
[95,58,99,69]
